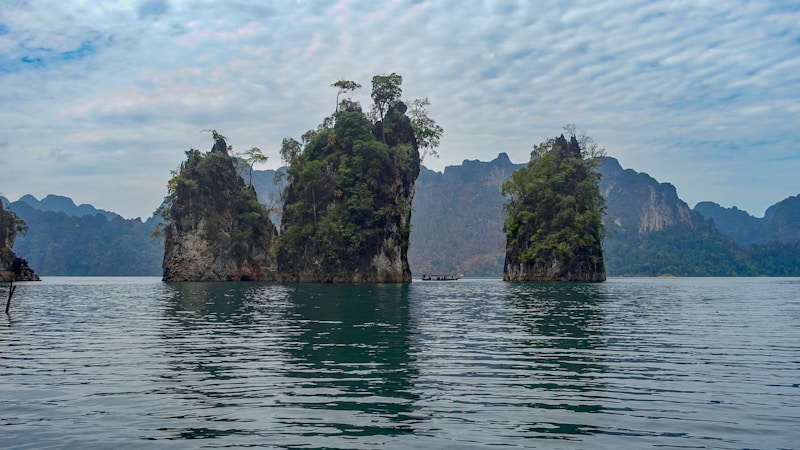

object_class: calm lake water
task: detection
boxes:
[1,277,798,449]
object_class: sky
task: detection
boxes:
[1,0,798,220]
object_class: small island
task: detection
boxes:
[502,129,606,281]
[158,132,279,281]
[277,74,427,283]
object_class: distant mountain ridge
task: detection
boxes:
[694,202,766,245]
[409,153,518,276]
[6,199,162,276]
[696,195,800,245]
[4,154,799,277]
[410,154,800,276]
[9,194,120,221]
[600,156,696,233]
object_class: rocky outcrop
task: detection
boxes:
[161,139,279,281]
[694,201,766,245]
[600,156,695,233]
[503,252,606,282]
[277,102,420,283]
[503,135,606,282]
[763,194,800,243]
[694,194,800,246]
[0,202,39,281]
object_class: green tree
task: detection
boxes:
[240,146,268,187]
[370,73,403,122]
[331,79,362,112]
[277,74,425,281]
[279,137,302,166]
[408,97,444,162]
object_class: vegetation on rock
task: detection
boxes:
[158,134,278,281]
[0,201,39,281]
[277,73,438,282]
[5,150,800,278]
[502,128,606,281]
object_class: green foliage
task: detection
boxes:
[331,79,362,112]
[279,137,302,167]
[602,221,747,276]
[408,98,443,162]
[0,203,28,256]
[202,129,227,143]
[157,136,275,258]
[370,73,403,121]
[239,146,268,187]
[746,240,800,276]
[603,221,800,276]
[502,130,605,268]
[278,74,423,274]
[280,109,392,260]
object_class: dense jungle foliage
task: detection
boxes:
[502,131,605,270]
[156,134,275,260]
[276,74,438,277]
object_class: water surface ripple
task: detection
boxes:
[1,277,798,448]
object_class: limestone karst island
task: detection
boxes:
[158,74,607,283]
[502,132,606,281]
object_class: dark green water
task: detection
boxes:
[1,277,798,448]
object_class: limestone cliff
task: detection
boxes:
[763,194,800,243]
[0,202,39,281]
[695,194,800,245]
[503,134,605,281]
[277,102,420,282]
[161,138,279,281]
[600,157,695,233]
[409,153,518,276]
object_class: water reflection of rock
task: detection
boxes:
[278,283,419,438]
[504,282,608,438]
[153,282,418,444]
[154,282,295,441]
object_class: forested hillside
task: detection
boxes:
[694,202,766,245]
[6,200,162,276]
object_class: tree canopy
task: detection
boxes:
[408,97,443,162]
[370,73,403,121]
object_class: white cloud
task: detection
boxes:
[0,0,798,218]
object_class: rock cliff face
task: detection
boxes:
[600,157,695,233]
[409,153,517,276]
[161,139,279,281]
[763,194,800,243]
[694,194,800,245]
[278,103,420,283]
[694,201,766,244]
[504,247,606,282]
[0,202,39,281]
